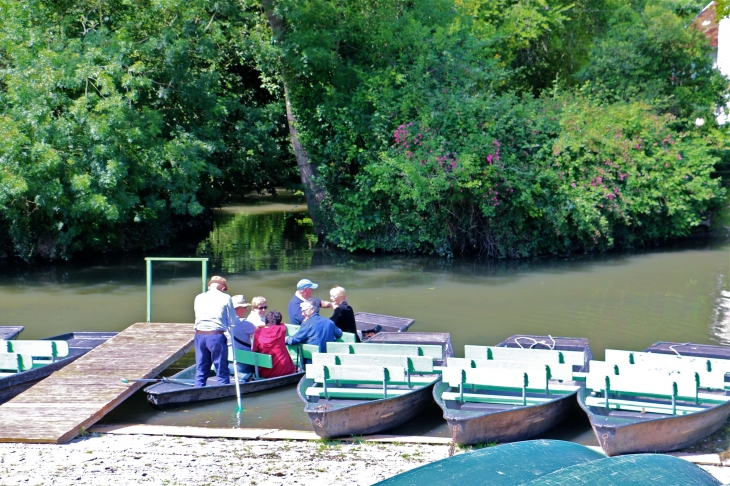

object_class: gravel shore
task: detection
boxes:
[2,433,730,485]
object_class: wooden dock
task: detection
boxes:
[0,322,193,444]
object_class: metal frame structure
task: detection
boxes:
[145,257,209,322]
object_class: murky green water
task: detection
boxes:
[3,194,730,444]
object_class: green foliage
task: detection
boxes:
[327,93,724,257]
[269,0,727,257]
[0,0,296,260]
[577,3,726,120]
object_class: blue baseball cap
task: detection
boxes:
[297,279,319,290]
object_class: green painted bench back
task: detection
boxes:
[307,364,408,383]
[312,353,434,373]
[586,360,698,400]
[285,324,300,336]
[326,343,443,360]
[1,340,70,360]
[604,350,728,390]
[464,345,584,367]
[446,357,574,382]
[0,353,33,373]
[230,349,273,368]
[442,365,548,391]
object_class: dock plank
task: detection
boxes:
[0,322,193,444]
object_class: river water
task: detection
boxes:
[3,194,730,444]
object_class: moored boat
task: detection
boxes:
[577,343,730,456]
[0,326,24,340]
[0,331,117,404]
[297,341,444,438]
[433,335,591,445]
[354,313,414,340]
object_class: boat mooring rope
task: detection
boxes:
[312,403,332,428]
[514,335,556,350]
[668,343,690,356]
[448,424,462,457]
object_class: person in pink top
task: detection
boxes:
[253,310,296,378]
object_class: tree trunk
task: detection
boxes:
[262,0,324,232]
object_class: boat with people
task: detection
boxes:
[144,325,355,409]
[0,330,117,404]
[297,337,448,438]
[432,334,591,445]
[577,341,730,456]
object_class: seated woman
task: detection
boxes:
[252,310,296,378]
[329,286,359,341]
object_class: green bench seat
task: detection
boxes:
[326,342,443,360]
[0,352,33,375]
[0,340,70,365]
[446,357,575,382]
[441,392,554,406]
[603,350,729,390]
[227,348,272,379]
[584,360,730,415]
[312,353,434,373]
[464,345,585,368]
[305,364,436,400]
[440,366,579,406]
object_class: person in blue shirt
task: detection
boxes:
[287,279,332,325]
[285,299,342,354]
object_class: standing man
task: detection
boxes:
[287,279,332,325]
[286,299,342,353]
[193,276,237,388]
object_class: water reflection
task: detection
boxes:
[197,210,317,274]
[2,199,730,442]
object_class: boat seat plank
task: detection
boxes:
[441,391,553,405]
[587,361,700,399]
[1,340,70,359]
[445,358,574,382]
[306,364,408,383]
[228,349,273,368]
[464,346,585,367]
[305,387,412,399]
[0,353,33,373]
[312,353,434,373]
[584,396,705,415]
[326,343,443,360]
[442,366,547,390]
[603,350,728,390]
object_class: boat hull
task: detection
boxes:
[579,341,730,456]
[145,365,305,409]
[297,376,438,438]
[434,381,578,445]
[0,331,116,405]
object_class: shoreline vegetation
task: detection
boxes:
[2,432,730,485]
[0,1,728,262]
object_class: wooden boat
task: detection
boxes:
[297,340,445,438]
[354,313,414,340]
[0,326,24,340]
[145,363,304,409]
[433,335,591,445]
[147,326,359,409]
[577,342,730,456]
[374,439,720,486]
[0,331,117,404]
[364,332,454,366]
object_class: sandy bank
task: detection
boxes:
[1,433,730,485]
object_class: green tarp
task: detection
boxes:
[375,440,721,486]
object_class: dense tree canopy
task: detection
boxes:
[0,0,727,260]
